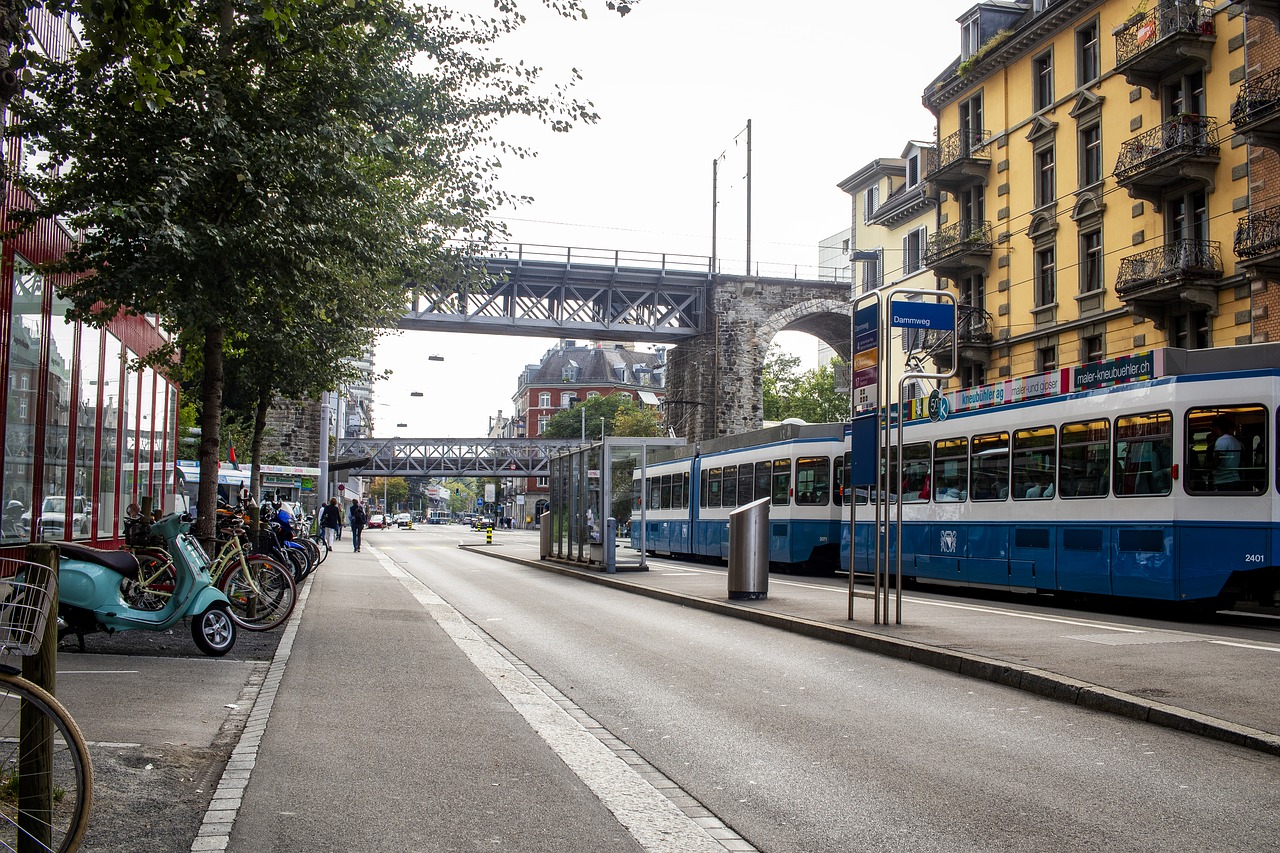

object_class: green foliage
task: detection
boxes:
[763,345,849,424]
[957,28,1013,77]
[369,477,409,512]
[541,392,661,439]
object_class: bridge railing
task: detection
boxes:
[456,241,715,276]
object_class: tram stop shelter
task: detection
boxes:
[547,436,685,570]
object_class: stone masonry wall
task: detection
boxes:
[260,396,322,466]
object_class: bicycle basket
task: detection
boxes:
[0,558,56,657]
[124,516,152,548]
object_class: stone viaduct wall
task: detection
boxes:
[667,275,853,443]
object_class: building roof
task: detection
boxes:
[518,341,667,394]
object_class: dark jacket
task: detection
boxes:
[320,503,342,530]
[348,503,366,529]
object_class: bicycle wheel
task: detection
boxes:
[0,671,93,853]
[298,538,321,574]
[220,556,296,632]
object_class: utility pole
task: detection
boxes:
[745,118,752,276]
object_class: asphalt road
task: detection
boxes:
[374,524,1280,853]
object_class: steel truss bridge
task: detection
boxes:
[401,243,714,343]
[335,437,587,478]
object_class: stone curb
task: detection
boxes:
[462,544,1280,758]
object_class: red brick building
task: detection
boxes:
[506,340,666,524]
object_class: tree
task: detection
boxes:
[368,477,408,513]
[541,392,660,440]
[762,345,803,422]
[10,0,600,542]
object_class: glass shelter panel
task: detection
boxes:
[40,288,76,540]
[2,258,42,544]
[74,326,100,539]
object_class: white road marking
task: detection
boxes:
[1210,640,1280,653]
[377,553,727,853]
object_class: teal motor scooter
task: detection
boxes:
[57,511,237,656]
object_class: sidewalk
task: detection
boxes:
[202,547,741,853]
[470,543,1280,756]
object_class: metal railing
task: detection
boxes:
[1114,113,1219,181]
[1115,2,1214,68]
[924,220,993,267]
[957,303,995,344]
[1232,66,1280,127]
[1235,205,1280,259]
[924,128,991,177]
[1115,239,1222,295]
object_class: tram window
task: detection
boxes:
[722,464,738,507]
[1060,419,1109,498]
[755,461,772,505]
[899,443,931,503]
[933,437,968,501]
[1013,426,1056,500]
[1186,405,1267,495]
[971,432,1010,501]
[678,472,688,509]
[772,458,792,505]
[649,477,661,510]
[706,467,723,508]
[660,474,673,510]
[795,457,830,505]
[738,464,754,506]
[699,469,707,508]
[1114,411,1172,497]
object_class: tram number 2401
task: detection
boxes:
[1244,553,1266,563]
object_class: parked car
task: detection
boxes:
[23,495,91,540]
[473,516,495,529]
[394,512,413,528]
[367,513,386,530]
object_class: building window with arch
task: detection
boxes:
[1080,230,1103,294]
[560,392,576,407]
[1079,123,1102,188]
[1036,246,1056,307]
[538,392,550,408]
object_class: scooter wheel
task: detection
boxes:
[192,604,236,656]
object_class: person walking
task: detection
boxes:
[319,497,342,549]
[348,498,366,552]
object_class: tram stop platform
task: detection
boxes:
[465,543,1280,757]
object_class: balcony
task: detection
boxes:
[924,128,991,192]
[1115,239,1223,320]
[930,303,995,370]
[1232,66,1280,153]
[924,220,993,279]
[1113,3,1215,98]
[1235,204,1280,278]
[1114,114,1220,207]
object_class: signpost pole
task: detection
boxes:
[887,289,958,624]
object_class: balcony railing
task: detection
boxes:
[924,128,991,179]
[1114,113,1219,182]
[1115,239,1223,297]
[957,303,994,345]
[1115,2,1214,68]
[1235,205,1280,260]
[1232,66,1280,128]
[924,220,993,272]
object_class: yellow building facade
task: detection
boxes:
[922,0,1256,390]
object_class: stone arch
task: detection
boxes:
[759,298,854,361]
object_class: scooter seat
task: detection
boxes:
[59,542,141,580]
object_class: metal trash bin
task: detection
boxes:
[728,497,770,600]
[539,511,552,559]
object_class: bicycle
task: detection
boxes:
[125,515,296,632]
[0,556,93,852]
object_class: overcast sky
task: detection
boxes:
[372,0,973,437]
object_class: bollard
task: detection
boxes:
[539,511,551,559]
[728,497,770,600]
[604,518,617,573]
[486,527,493,545]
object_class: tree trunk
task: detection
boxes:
[249,387,270,499]
[196,325,225,547]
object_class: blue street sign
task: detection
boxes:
[890,300,955,331]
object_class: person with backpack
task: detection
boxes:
[348,499,366,552]
[319,497,342,549]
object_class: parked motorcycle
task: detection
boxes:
[57,511,237,656]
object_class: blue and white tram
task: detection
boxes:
[851,355,1280,608]
[631,422,850,571]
